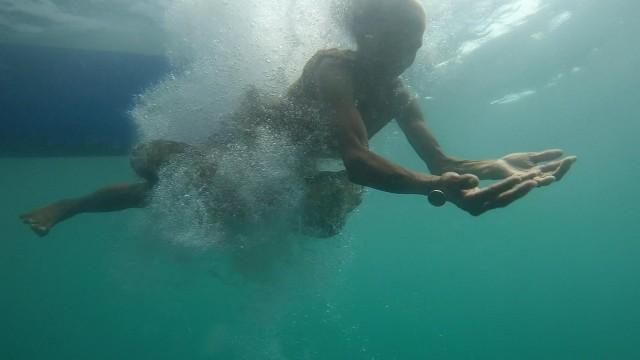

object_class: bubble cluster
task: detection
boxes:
[148,126,305,248]
[131,0,350,143]
[130,0,353,249]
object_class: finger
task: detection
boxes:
[530,149,564,163]
[534,175,556,187]
[538,160,563,173]
[551,156,577,181]
[20,215,35,224]
[485,180,537,210]
[538,155,577,172]
[476,175,523,200]
[520,171,542,181]
[538,157,574,176]
[31,225,49,237]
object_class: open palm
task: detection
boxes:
[435,150,577,216]
[490,149,577,187]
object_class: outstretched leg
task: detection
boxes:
[20,140,193,237]
[20,182,151,237]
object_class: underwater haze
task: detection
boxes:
[1,0,639,359]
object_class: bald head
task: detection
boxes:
[348,0,427,78]
[349,0,426,43]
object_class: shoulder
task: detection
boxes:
[307,48,356,66]
[308,49,355,78]
[316,61,355,103]
[301,49,354,79]
[289,49,356,101]
[312,51,357,103]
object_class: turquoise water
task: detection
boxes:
[2,0,639,359]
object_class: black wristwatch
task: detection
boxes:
[428,189,447,207]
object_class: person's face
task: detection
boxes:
[358,8,426,78]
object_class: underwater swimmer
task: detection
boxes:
[20,0,576,238]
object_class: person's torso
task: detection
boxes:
[220,49,414,175]
[284,49,414,159]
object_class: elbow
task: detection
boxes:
[343,150,370,185]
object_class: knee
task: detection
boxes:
[129,140,190,182]
[130,143,158,182]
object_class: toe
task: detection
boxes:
[32,224,49,237]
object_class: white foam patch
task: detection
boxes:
[549,11,572,32]
[530,31,545,40]
[531,10,572,40]
[545,66,583,87]
[490,89,536,104]
[415,0,546,83]
[458,0,543,57]
[149,128,305,249]
[545,72,565,87]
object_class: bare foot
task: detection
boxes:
[20,201,75,237]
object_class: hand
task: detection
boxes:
[437,172,538,216]
[462,149,577,187]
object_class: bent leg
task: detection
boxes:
[21,140,194,237]
[130,140,193,183]
[20,182,151,237]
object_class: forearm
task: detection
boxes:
[437,158,503,180]
[398,112,501,178]
[344,150,440,195]
[399,119,454,175]
[412,136,450,175]
[404,125,500,179]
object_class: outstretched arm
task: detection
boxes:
[318,62,537,216]
[396,98,576,185]
[319,65,449,196]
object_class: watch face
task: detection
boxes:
[428,190,447,207]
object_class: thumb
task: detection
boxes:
[442,172,479,190]
[458,174,480,189]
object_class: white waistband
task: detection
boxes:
[315,158,346,172]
